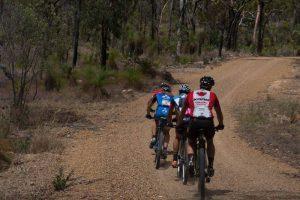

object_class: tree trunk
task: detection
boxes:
[176,0,186,57]
[219,26,225,57]
[226,9,241,51]
[0,0,4,16]
[252,2,261,45]
[100,20,108,68]
[72,0,81,68]
[257,0,265,54]
[225,8,234,50]
[150,0,157,40]
[168,0,174,40]
[294,0,300,26]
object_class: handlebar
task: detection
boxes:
[146,114,224,131]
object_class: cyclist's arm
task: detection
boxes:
[213,96,224,126]
[147,95,156,115]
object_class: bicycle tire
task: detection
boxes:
[198,148,206,199]
[182,139,188,185]
[155,129,164,169]
[177,156,182,178]
[177,139,184,178]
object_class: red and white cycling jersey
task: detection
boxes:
[186,89,220,118]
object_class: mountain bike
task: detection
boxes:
[176,126,189,185]
[147,115,171,169]
[193,127,221,200]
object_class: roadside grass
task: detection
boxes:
[176,54,195,65]
[52,167,73,191]
[235,98,300,167]
[29,127,64,154]
[0,106,10,139]
[0,104,77,170]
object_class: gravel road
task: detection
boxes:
[55,57,300,200]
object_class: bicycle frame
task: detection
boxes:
[195,133,207,176]
[154,117,168,169]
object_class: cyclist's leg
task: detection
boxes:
[187,120,197,164]
[149,119,158,148]
[187,134,196,176]
[207,138,215,165]
[204,121,215,176]
[172,129,181,167]
[162,126,171,157]
[163,127,170,148]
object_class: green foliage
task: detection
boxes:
[82,53,98,66]
[53,167,73,191]
[108,48,122,69]
[136,59,157,78]
[177,55,194,65]
[12,138,31,154]
[80,65,116,89]
[44,58,71,91]
[45,69,67,92]
[0,1,47,109]
[119,68,143,88]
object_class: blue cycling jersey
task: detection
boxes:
[154,93,173,118]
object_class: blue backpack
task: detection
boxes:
[155,93,173,118]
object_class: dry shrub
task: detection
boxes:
[29,128,63,154]
[0,151,11,171]
[235,99,300,167]
[0,106,11,138]
[27,106,81,127]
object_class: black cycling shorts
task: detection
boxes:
[188,118,215,140]
[175,120,189,134]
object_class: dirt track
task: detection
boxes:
[56,57,300,199]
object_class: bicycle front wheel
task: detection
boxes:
[155,130,164,169]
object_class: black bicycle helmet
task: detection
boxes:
[160,82,171,92]
[179,84,191,94]
[200,76,215,90]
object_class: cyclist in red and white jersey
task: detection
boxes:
[177,76,224,177]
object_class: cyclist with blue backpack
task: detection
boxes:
[146,83,174,159]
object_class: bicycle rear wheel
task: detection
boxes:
[177,155,182,178]
[155,130,164,169]
[177,139,184,178]
[198,148,206,199]
[182,139,188,185]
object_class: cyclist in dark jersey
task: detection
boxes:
[177,76,224,177]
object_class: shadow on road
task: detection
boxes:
[192,189,300,200]
[206,189,232,199]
